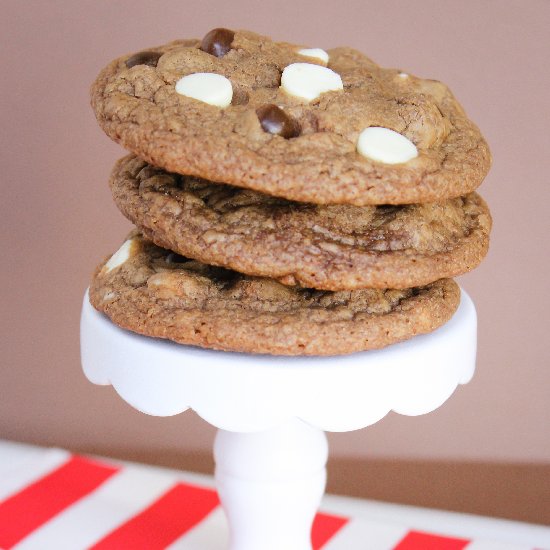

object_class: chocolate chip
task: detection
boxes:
[256,104,300,139]
[208,266,241,289]
[200,28,235,57]
[125,51,163,69]
[166,252,189,264]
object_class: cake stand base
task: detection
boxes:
[215,419,327,550]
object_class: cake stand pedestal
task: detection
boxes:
[81,289,476,550]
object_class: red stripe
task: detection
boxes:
[312,511,349,549]
[0,456,118,549]
[90,482,220,549]
[393,530,470,550]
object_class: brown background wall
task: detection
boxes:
[1,0,549,475]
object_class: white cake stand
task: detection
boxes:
[80,288,477,550]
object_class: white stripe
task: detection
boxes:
[0,447,69,501]
[166,507,228,550]
[0,440,47,471]
[13,465,176,550]
[466,541,534,550]
[321,494,550,547]
[99,454,217,490]
[322,517,409,550]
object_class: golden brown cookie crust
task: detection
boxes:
[91,31,491,206]
[89,233,461,356]
[110,155,491,290]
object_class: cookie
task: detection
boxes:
[89,232,461,356]
[109,155,491,290]
[91,29,491,206]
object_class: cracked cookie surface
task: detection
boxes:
[110,155,491,290]
[91,30,491,205]
[89,232,460,355]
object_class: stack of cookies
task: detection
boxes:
[89,29,491,356]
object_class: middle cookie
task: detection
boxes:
[111,155,491,290]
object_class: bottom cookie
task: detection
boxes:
[89,233,460,356]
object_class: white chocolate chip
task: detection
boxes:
[297,48,329,64]
[104,239,135,273]
[175,73,233,107]
[398,72,409,79]
[102,291,117,302]
[357,127,418,164]
[281,63,343,102]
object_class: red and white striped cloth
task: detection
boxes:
[0,442,548,549]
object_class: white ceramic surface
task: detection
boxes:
[81,289,477,433]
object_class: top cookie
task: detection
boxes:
[91,29,491,205]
